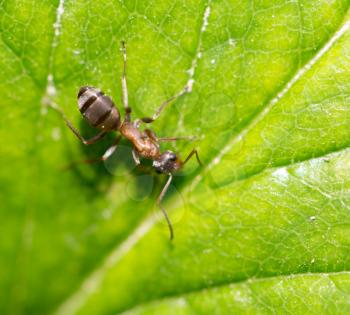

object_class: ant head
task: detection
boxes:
[153,150,182,174]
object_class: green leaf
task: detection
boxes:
[2,0,350,314]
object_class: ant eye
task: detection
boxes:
[168,153,176,161]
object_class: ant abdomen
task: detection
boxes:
[77,86,120,131]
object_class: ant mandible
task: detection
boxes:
[57,42,201,240]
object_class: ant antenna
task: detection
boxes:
[157,174,174,239]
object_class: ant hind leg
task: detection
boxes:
[121,41,132,122]
[65,119,107,145]
[50,102,107,145]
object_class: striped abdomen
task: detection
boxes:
[77,86,120,131]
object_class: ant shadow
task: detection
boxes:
[64,120,162,201]
[63,119,203,208]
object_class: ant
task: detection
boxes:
[55,42,201,240]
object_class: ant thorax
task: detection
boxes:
[119,122,160,159]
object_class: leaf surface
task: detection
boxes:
[1,1,350,314]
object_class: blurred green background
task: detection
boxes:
[2,0,350,314]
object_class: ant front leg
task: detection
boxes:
[121,41,132,122]
[183,149,202,166]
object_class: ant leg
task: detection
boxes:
[64,136,121,169]
[50,102,107,145]
[65,118,107,145]
[121,41,132,122]
[157,174,174,240]
[132,149,140,165]
[140,84,191,124]
[183,149,202,166]
[144,129,158,141]
[158,136,197,142]
[101,136,121,160]
[144,130,197,142]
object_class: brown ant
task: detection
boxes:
[55,42,201,240]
